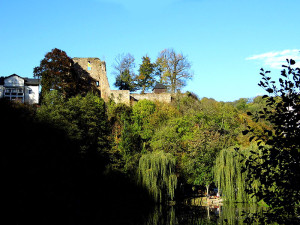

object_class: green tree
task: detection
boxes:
[136,56,156,94]
[231,98,249,111]
[34,48,93,99]
[132,99,157,140]
[244,59,300,223]
[113,53,137,91]
[139,151,177,203]
[150,116,194,155]
[183,128,220,195]
[106,101,144,173]
[37,91,109,154]
[245,95,272,117]
[214,145,260,203]
[1,99,155,224]
[150,94,248,192]
[118,120,143,172]
[156,48,193,93]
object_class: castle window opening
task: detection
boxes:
[88,61,92,71]
[96,81,99,87]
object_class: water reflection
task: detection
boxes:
[143,203,264,225]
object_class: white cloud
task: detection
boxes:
[246,49,300,69]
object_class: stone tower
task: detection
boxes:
[73,57,111,102]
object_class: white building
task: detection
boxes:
[0,74,40,104]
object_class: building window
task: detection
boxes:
[96,81,99,87]
[5,88,11,95]
[4,88,24,102]
[18,89,23,95]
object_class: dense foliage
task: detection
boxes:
[214,145,261,203]
[34,48,97,99]
[10,48,299,223]
[113,48,193,93]
[106,95,271,204]
[139,151,177,203]
[243,59,300,223]
[2,95,154,224]
[37,91,109,155]
[34,86,267,206]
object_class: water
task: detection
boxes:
[143,203,264,225]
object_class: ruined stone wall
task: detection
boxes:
[72,57,172,106]
[130,93,172,103]
[73,57,111,101]
[110,90,130,105]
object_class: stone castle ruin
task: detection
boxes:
[73,57,172,105]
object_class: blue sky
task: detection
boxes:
[1,0,300,101]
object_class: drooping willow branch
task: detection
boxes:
[138,151,177,203]
[214,145,260,203]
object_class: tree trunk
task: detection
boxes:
[141,85,145,94]
[206,184,210,196]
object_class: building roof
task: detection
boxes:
[0,74,40,86]
[5,74,23,79]
[153,83,167,90]
[24,78,40,86]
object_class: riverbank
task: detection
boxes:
[184,197,223,206]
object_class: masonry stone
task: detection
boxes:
[73,57,172,105]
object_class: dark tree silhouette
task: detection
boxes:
[243,59,300,224]
[1,99,153,224]
[34,48,98,100]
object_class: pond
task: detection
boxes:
[142,203,265,225]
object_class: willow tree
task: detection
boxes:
[214,145,260,203]
[139,151,177,203]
